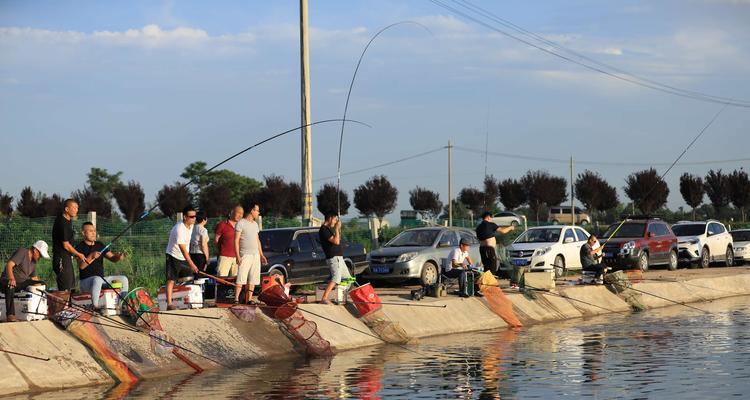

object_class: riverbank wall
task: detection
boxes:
[2,272,749,396]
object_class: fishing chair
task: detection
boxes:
[439,258,461,292]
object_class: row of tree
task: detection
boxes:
[1,165,748,223]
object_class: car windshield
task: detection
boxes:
[731,231,750,242]
[603,223,646,238]
[259,230,294,253]
[672,224,705,236]
[386,230,440,247]
[515,228,561,243]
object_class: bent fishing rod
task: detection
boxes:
[0,347,50,362]
[336,21,432,215]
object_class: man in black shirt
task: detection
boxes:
[75,222,127,310]
[52,199,87,291]
[580,234,605,284]
[318,214,351,304]
[475,212,515,276]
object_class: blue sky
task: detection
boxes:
[1,0,749,220]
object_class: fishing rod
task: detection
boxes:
[0,348,50,362]
[90,308,223,320]
[336,21,432,215]
[348,300,447,308]
[494,282,629,315]
[640,277,746,297]
[621,285,710,314]
[24,310,141,332]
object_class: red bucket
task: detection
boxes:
[348,283,382,318]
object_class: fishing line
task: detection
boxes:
[0,347,50,362]
[336,21,433,215]
[641,278,746,296]
[622,285,710,314]
[497,283,629,315]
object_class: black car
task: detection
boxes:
[259,227,368,284]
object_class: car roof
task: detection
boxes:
[527,225,580,230]
[731,229,750,232]
[262,227,317,232]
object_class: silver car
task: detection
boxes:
[363,227,482,285]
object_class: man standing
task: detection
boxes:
[189,211,210,273]
[165,206,200,310]
[75,222,128,311]
[52,199,87,291]
[234,202,266,303]
[1,241,48,322]
[475,212,515,276]
[318,214,352,304]
[214,205,243,276]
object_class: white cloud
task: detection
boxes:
[598,47,623,56]
[91,25,210,48]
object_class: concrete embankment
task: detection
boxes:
[2,272,749,396]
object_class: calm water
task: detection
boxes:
[10,296,750,399]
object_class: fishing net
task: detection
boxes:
[478,285,523,327]
[258,284,333,357]
[149,329,175,356]
[121,288,159,329]
[603,271,646,311]
[229,304,257,322]
[360,309,410,345]
[604,270,632,292]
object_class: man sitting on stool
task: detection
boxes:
[580,234,606,284]
[445,238,482,297]
[1,241,48,322]
[76,222,128,312]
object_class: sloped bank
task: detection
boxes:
[1,273,749,396]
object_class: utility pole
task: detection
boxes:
[570,156,575,226]
[448,140,453,227]
[300,0,313,226]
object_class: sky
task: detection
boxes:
[1,0,749,221]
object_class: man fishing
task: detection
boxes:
[215,205,243,277]
[52,198,87,291]
[165,206,200,310]
[445,238,483,297]
[234,202,266,304]
[75,222,128,312]
[1,241,48,322]
[318,213,352,304]
[581,234,606,284]
[475,212,515,276]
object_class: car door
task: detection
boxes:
[574,228,590,268]
[561,228,580,268]
[438,231,460,267]
[309,232,332,280]
[290,231,326,281]
[707,222,726,260]
[646,223,664,262]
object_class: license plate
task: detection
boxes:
[371,265,389,274]
[604,252,613,258]
[513,258,528,266]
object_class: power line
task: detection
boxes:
[428,0,750,108]
[315,146,447,182]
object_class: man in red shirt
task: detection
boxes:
[214,205,243,276]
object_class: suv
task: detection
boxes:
[491,211,524,227]
[601,218,678,271]
[364,227,481,285]
[672,221,734,268]
[505,225,592,278]
[730,229,750,265]
[548,206,591,225]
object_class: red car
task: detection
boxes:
[600,218,679,271]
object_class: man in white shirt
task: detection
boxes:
[445,238,482,297]
[164,206,199,310]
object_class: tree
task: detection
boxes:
[87,167,123,201]
[157,183,193,218]
[41,194,64,216]
[353,175,398,225]
[0,189,13,216]
[728,169,750,222]
[409,187,442,220]
[16,187,43,217]
[257,175,301,219]
[198,182,234,219]
[287,182,303,218]
[458,187,484,217]
[704,169,730,218]
[575,170,619,215]
[497,178,526,210]
[679,173,704,220]
[181,161,262,205]
[317,183,351,217]
[113,181,146,223]
[442,199,472,220]
[483,175,499,211]
[623,168,669,215]
[73,187,113,218]
[521,170,568,222]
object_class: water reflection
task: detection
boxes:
[11,296,750,399]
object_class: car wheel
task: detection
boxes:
[638,252,649,272]
[580,220,589,226]
[552,219,559,225]
[668,251,678,271]
[269,268,286,281]
[701,247,710,268]
[725,247,734,267]
[553,255,565,278]
[511,220,519,227]
[420,262,438,286]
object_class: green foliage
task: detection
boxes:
[181,161,262,206]
[87,167,123,200]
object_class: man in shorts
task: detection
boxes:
[475,212,515,276]
[214,205,243,276]
[164,206,200,310]
[234,202,266,303]
[318,213,351,304]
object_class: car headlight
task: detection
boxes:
[622,241,637,251]
[688,238,700,245]
[533,246,552,257]
[396,252,419,263]
[736,247,745,252]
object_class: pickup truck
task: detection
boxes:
[257,227,368,285]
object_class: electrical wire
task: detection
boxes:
[317,146,447,182]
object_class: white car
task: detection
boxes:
[730,229,750,265]
[671,220,734,268]
[505,225,592,278]
[491,211,524,227]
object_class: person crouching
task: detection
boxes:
[1,241,48,322]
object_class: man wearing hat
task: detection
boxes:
[1,241,49,322]
[445,238,483,297]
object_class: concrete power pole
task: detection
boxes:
[570,156,575,226]
[300,0,313,226]
[448,140,453,227]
